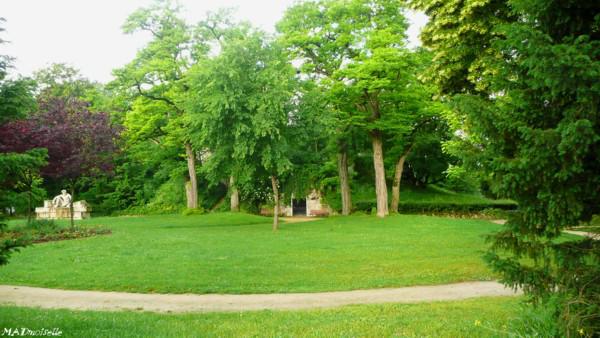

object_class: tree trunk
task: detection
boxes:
[185,142,198,209]
[185,180,194,206]
[229,176,240,212]
[338,148,352,215]
[27,188,32,225]
[371,131,388,217]
[69,183,75,229]
[271,175,279,231]
[390,147,411,213]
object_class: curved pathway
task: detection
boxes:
[492,219,599,240]
[0,281,519,313]
[563,229,599,239]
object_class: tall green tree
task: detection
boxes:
[0,150,46,265]
[32,63,119,115]
[411,0,514,96]
[187,22,254,212]
[188,27,296,230]
[280,0,430,217]
[277,0,362,215]
[416,0,600,334]
[283,80,332,207]
[112,0,203,209]
[385,96,443,212]
[34,63,95,100]
[0,18,45,264]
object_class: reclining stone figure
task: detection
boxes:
[52,189,72,208]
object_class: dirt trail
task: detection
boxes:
[0,282,519,313]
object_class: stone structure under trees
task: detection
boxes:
[35,190,90,220]
[261,190,331,217]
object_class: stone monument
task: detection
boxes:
[35,190,90,220]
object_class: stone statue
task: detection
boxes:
[52,189,72,208]
[36,191,89,220]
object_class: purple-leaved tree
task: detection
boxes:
[0,97,119,226]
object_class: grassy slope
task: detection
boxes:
[325,184,516,212]
[399,185,514,205]
[0,297,520,337]
[0,213,500,294]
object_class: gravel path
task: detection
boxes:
[0,282,519,313]
[493,219,599,239]
[563,230,599,239]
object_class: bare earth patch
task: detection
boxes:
[0,282,519,313]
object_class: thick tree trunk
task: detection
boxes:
[271,175,279,231]
[229,176,240,212]
[185,181,194,206]
[337,148,352,215]
[371,132,388,217]
[185,142,198,209]
[390,147,411,213]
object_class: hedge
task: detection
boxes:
[352,200,517,214]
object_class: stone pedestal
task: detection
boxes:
[35,200,91,220]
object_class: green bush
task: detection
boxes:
[353,200,377,213]
[351,200,516,215]
[443,165,479,193]
[3,221,110,244]
[114,204,184,216]
[23,219,58,232]
[151,176,186,207]
[323,184,377,213]
[181,208,206,216]
[505,300,560,337]
[398,201,516,214]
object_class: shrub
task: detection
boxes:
[506,299,560,337]
[0,222,26,266]
[181,208,206,216]
[114,204,184,216]
[443,165,479,192]
[24,219,58,232]
[2,221,110,244]
[351,200,517,215]
[398,201,516,214]
[353,200,376,213]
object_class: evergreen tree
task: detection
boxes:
[415,0,600,334]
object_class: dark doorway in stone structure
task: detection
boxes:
[292,198,306,216]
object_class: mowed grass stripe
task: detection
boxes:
[0,297,521,338]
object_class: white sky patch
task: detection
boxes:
[0,0,428,83]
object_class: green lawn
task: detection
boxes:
[0,297,521,337]
[0,213,500,294]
